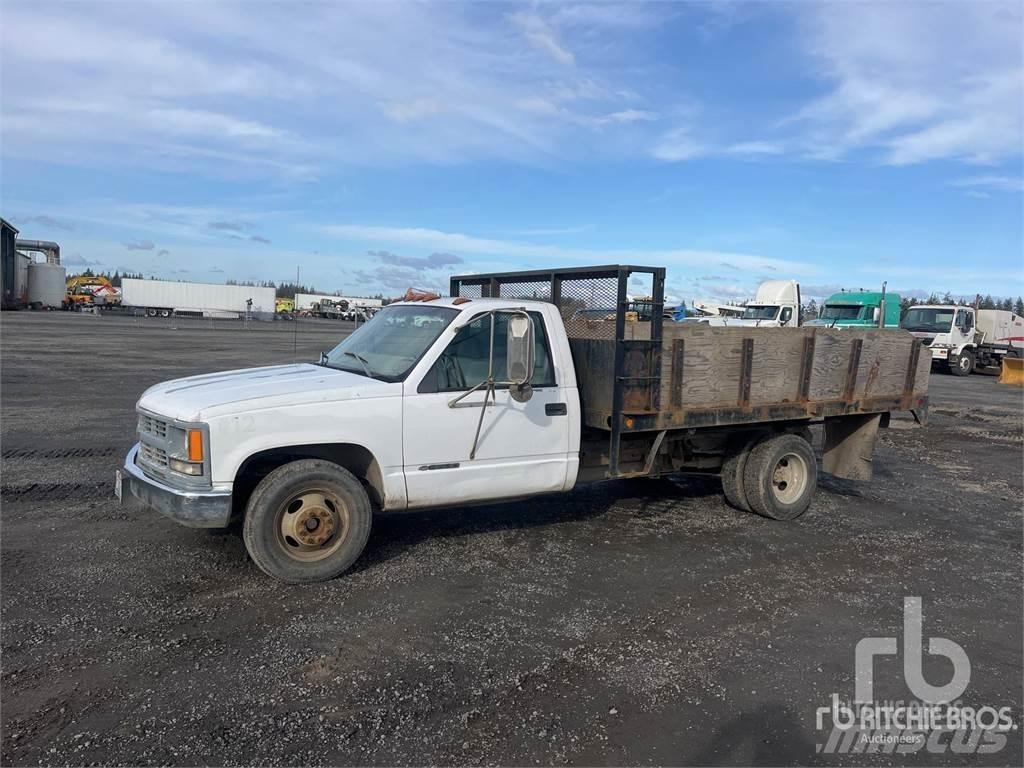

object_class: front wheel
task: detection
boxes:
[243,459,372,583]
[949,350,974,376]
[742,434,817,520]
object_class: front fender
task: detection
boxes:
[209,398,406,508]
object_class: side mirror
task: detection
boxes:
[506,313,534,402]
[872,308,880,322]
[319,351,328,365]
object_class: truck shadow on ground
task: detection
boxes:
[352,474,726,573]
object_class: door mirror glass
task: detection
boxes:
[506,313,534,386]
[779,307,792,324]
[872,307,880,322]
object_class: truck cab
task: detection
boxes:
[119,298,579,581]
[902,305,1023,375]
[695,280,801,327]
[900,304,974,374]
[806,291,901,329]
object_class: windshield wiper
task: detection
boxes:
[341,351,374,378]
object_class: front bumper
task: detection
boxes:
[119,443,232,528]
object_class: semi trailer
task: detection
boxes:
[901,305,1024,375]
[120,278,275,318]
[118,265,930,583]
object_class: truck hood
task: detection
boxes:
[137,363,400,422]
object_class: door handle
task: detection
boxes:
[545,403,568,416]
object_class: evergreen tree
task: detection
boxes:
[1015,297,1024,316]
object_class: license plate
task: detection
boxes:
[114,469,123,503]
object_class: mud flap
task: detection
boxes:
[822,413,882,482]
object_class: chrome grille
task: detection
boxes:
[139,443,169,467]
[138,414,168,438]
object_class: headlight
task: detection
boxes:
[169,457,204,475]
[138,414,208,478]
[166,426,205,475]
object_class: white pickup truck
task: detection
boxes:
[119,265,929,583]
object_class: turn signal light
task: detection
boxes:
[187,429,204,462]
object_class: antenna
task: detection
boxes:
[293,265,299,360]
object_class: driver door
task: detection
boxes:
[402,310,571,509]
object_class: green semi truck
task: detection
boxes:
[806,290,902,329]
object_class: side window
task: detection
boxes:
[419,311,556,393]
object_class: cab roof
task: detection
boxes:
[823,290,896,305]
[388,296,551,309]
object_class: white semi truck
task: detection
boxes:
[117,265,929,583]
[901,305,1024,375]
[692,280,801,327]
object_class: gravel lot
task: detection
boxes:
[2,312,1021,766]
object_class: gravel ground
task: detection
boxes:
[2,312,1021,766]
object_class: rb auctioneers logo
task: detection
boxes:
[816,597,1017,755]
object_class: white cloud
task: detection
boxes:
[323,223,814,275]
[727,141,785,156]
[509,12,575,65]
[951,175,1024,193]
[596,109,658,125]
[381,99,442,123]
[651,128,707,162]
[0,2,663,175]
[787,1,1022,165]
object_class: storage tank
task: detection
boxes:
[27,261,67,308]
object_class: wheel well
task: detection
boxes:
[232,443,385,517]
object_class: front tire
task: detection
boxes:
[742,434,817,520]
[243,459,372,583]
[949,350,974,376]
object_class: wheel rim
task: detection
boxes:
[960,355,971,372]
[770,452,809,505]
[275,488,349,562]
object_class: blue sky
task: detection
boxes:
[2,0,1022,304]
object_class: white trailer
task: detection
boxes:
[901,305,1024,375]
[121,279,276,318]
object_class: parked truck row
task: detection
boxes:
[118,264,931,584]
[677,279,1022,377]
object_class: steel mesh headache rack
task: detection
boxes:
[450,265,667,476]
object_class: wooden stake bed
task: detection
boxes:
[567,323,931,432]
[451,264,930,477]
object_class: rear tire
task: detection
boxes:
[949,350,974,376]
[720,442,754,512]
[742,434,817,520]
[243,459,372,583]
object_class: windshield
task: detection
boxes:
[323,305,457,381]
[901,308,954,333]
[742,305,779,320]
[820,305,865,321]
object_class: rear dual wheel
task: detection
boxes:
[720,433,817,520]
